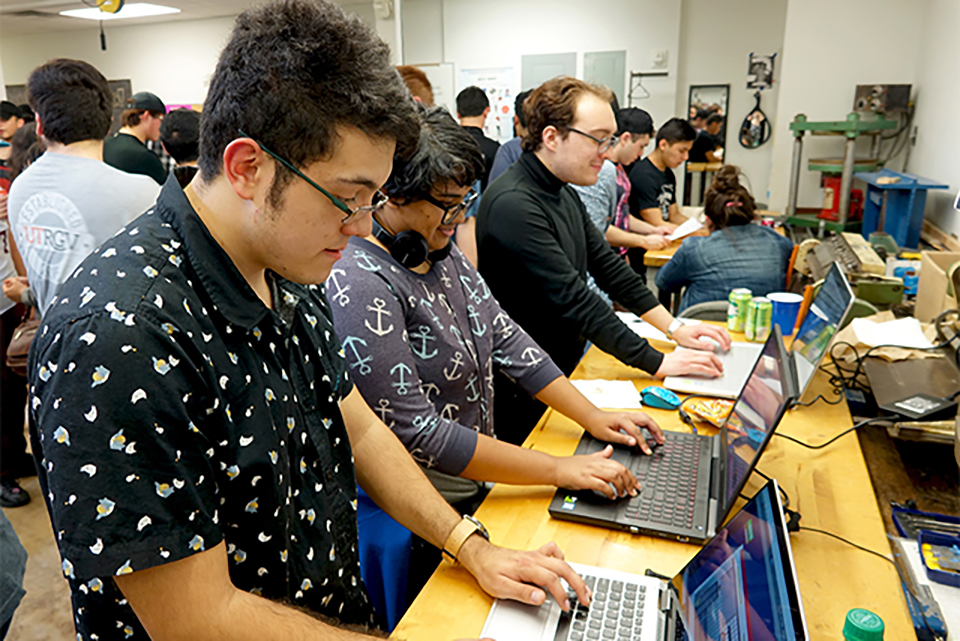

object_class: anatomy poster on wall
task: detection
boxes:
[459,67,515,144]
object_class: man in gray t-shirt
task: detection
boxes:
[8,60,159,316]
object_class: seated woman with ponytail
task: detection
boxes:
[654,165,794,313]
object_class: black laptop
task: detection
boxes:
[548,325,793,543]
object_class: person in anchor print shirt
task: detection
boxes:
[330,105,663,514]
[27,2,599,639]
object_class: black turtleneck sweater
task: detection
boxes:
[476,151,664,377]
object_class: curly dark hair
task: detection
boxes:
[704,165,755,230]
[27,59,113,145]
[521,76,613,152]
[384,104,484,204]
[198,0,420,207]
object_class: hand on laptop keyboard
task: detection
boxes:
[655,348,724,379]
[556,444,641,499]
[458,539,592,613]
[581,409,665,454]
[672,323,732,352]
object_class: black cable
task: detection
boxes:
[774,416,892,450]
[798,528,940,639]
[827,312,960,395]
[677,394,721,430]
[799,526,895,567]
[793,391,844,407]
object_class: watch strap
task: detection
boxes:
[665,318,683,339]
[442,516,486,564]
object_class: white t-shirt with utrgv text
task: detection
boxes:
[8,152,160,316]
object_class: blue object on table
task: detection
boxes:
[357,486,412,631]
[640,386,681,410]
[855,168,949,249]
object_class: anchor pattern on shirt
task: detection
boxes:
[326,239,563,471]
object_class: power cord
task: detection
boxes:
[823,308,960,396]
[774,416,893,450]
[792,390,844,407]
[677,395,718,432]
[798,526,942,640]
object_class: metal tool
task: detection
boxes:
[890,537,948,641]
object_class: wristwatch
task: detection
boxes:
[665,318,683,340]
[441,515,490,565]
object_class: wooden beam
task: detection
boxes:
[922,219,960,252]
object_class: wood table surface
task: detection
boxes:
[644,212,783,267]
[392,339,911,641]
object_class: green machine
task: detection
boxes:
[785,112,898,234]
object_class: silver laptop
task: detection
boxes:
[482,479,809,641]
[663,263,855,401]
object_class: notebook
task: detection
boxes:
[664,263,855,401]
[548,326,792,543]
[483,479,809,641]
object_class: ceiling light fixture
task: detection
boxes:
[59,3,180,21]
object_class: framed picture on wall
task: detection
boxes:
[746,53,775,90]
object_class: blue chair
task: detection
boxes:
[356,486,412,631]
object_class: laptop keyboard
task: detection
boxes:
[563,574,649,640]
[622,432,701,530]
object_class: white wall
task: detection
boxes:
[1,5,382,105]
[1,16,237,105]
[907,0,960,237]
[675,0,788,204]
[402,0,682,130]
[767,0,925,213]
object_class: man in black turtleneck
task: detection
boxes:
[476,77,730,445]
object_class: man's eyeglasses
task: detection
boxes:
[565,127,619,155]
[237,130,388,224]
[421,188,479,225]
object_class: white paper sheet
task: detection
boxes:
[851,317,934,350]
[570,380,644,409]
[666,217,704,241]
[615,312,701,343]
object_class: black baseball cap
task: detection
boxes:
[127,92,166,114]
[0,101,22,120]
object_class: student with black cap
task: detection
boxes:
[0,101,28,187]
[103,91,168,184]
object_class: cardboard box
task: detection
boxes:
[915,251,960,322]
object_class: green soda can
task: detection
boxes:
[727,288,752,332]
[746,297,773,342]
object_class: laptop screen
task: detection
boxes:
[790,263,854,396]
[721,327,791,518]
[671,480,807,640]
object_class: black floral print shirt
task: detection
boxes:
[28,177,375,640]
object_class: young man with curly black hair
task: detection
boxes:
[27,2,596,638]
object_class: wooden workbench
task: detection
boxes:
[643,211,783,268]
[392,340,911,640]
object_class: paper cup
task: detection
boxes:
[768,292,803,336]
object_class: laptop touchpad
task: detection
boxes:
[481,598,561,641]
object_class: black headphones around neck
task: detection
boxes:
[371,215,452,268]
